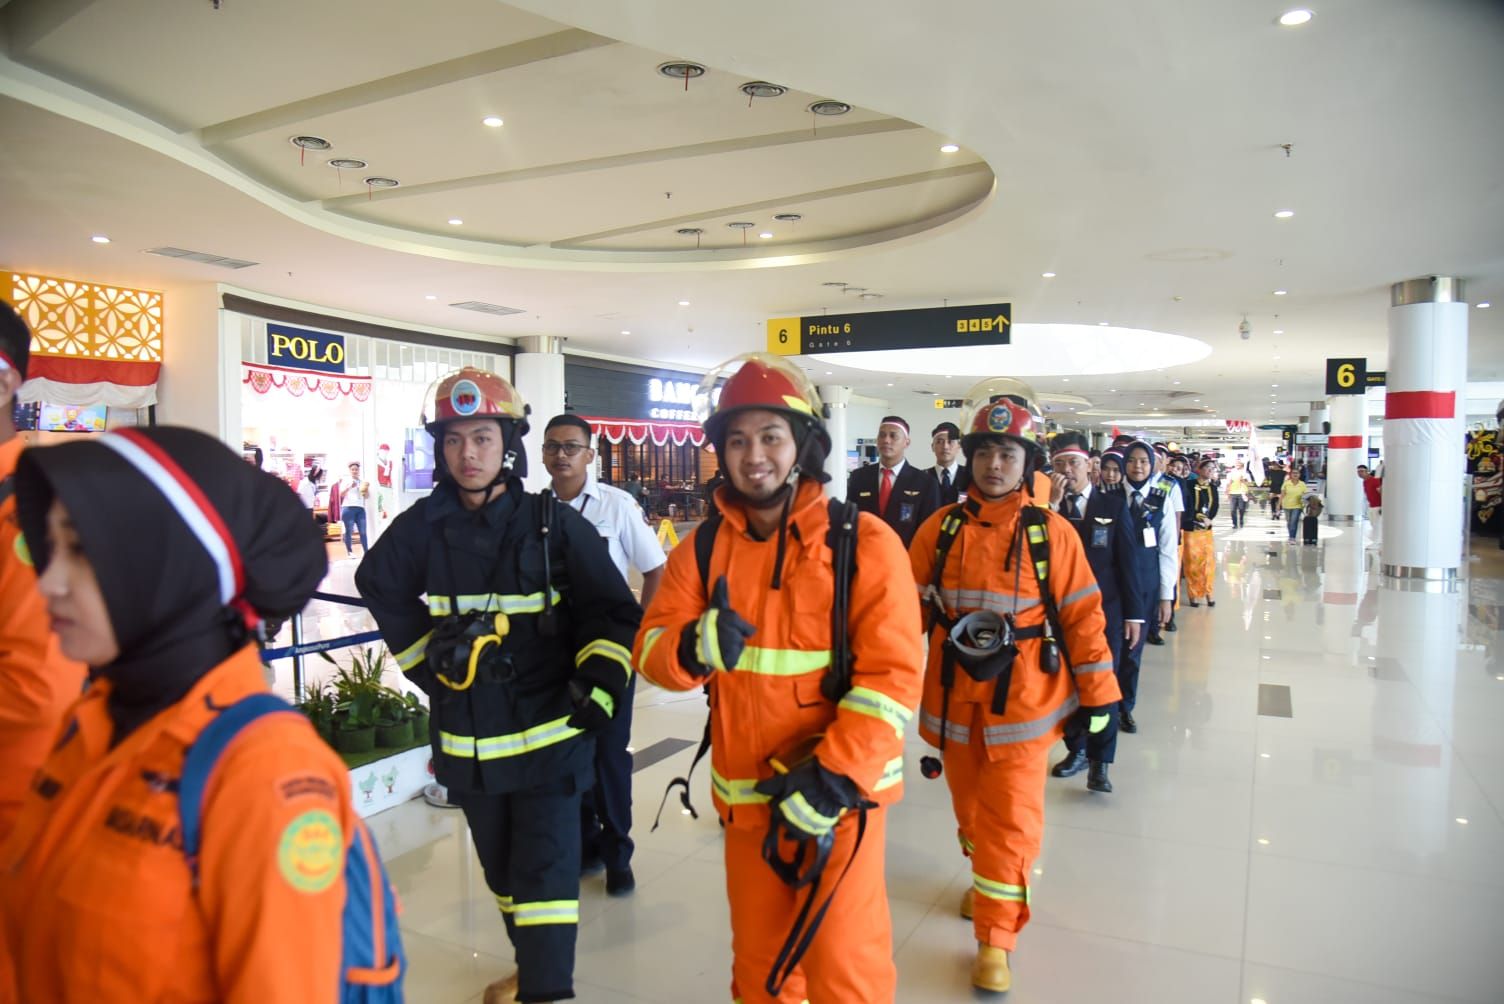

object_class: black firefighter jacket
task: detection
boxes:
[356,480,641,795]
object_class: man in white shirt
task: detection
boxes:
[543,414,666,897]
[927,421,967,505]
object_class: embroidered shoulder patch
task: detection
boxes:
[277,809,343,894]
[13,532,31,568]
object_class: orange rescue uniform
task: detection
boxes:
[910,492,1121,951]
[0,435,86,840]
[635,480,923,1003]
[0,645,355,1003]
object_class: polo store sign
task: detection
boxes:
[6,270,163,409]
[266,323,346,374]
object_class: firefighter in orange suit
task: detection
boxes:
[634,353,923,1004]
[0,427,358,1003]
[910,377,1122,993]
[0,303,86,842]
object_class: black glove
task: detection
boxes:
[566,679,613,733]
[753,757,864,840]
[677,575,756,678]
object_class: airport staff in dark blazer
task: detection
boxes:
[847,415,940,549]
[926,421,969,506]
[1045,432,1147,794]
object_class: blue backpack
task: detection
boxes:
[179,693,406,1003]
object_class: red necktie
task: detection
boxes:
[879,466,893,514]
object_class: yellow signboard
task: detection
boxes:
[765,303,1011,357]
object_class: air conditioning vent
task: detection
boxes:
[450,301,525,317]
[145,246,259,269]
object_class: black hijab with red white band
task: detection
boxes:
[15,426,326,742]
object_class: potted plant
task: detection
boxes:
[296,679,336,743]
[332,688,379,754]
[403,691,430,740]
[374,687,413,748]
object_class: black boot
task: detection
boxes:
[1120,710,1138,733]
[1052,748,1088,778]
[1147,633,1165,646]
[1087,761,1113,793]
[1165,617,1177,632]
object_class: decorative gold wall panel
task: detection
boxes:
[6,270,163,362]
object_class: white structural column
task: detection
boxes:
[1327,394,1367,522]
[1381,277,1469,580]
[818,384,852,493]
[513,335,566,493]
[1308,400,1330,436]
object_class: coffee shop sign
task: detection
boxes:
[648,378,717,422]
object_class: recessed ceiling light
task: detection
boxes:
[1479,302,1492,309]
[759,232,773,239]
[887,382,894,387]
[328,158,367,170]
[773,213,803,223]
[1257,837,1271,846]
[90,235,111,244]
[1273,329,1285,335]
[1273,354,1281,359]
[290,135,331,151]
[1139,402,1146,406]
[621,330,631,335]
[1273,289,1288,296]
[1042,272,1057,278]
[1274,209,1295,219]
[825,371,833,375]
[1272,383,1279,388]
[939,144,961,154]
[1062,377,1070,382]
[678,300,690,306]
[1195,399,1201,402]
[1278,8,1314,26]
[448,218,463,226]
[364,177,400,188]
[822,281,847,288]
[482,116,504,128]
[808,100,851,116]
[726,221,755,231]
[1098,321,1110,326]
[424,294,437,300]
[1456,817,1469,825]
[1173,380,1181,385]
[741,81,788,99]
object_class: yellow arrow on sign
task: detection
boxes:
[993,314,1009,329]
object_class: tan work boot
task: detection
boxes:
[482,973,519,1004]
[972,944,1012,993]
[959,886,974,920]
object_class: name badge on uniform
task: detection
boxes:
[1142,526,1157,548]
[858,490,872,498]
[899,503,915,523]
[1091,524,1111,549]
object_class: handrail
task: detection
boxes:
[263,590,378,703]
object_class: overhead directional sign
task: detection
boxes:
[1366,370,1387,387]
[1325,357,1367,396]
[934,398,964,409]
[767,302,1011,356]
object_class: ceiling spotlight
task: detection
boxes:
[328,158,367,170]
[808,100,851,116]
[773,213,803,223]
[364,177,400,188]
[658,61,706,82]
[1274,209,1295,219]
[940,143,960,154]
[1273,329,1285,335]
[844,287,868,295]
[424,294,437,300]
[621,330,631,335]
[860,292,882,300]
[726,221,755,230]
[1479,302,1492,309]
[290,135,331,151]
[90,235,111,244]
[447,218,464,226]
[1098,321,1110,326]
[1278,9,1314,26]
[822,281,848,288]
[1273,289,1288,296]
[678,300,691,306]
[1062,378,1070,382]
[740,81,788,99]
[676,227,704,237]
[1042,272,1057,278]
[482,116,504,128]
[759,232,773,239]
[887,382,894,387]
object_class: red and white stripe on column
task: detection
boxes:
[1381,277,1469,579]
[1325,394,1367,521]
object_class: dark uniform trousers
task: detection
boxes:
[460,774,587,1003]
[1064,604,1125,762]
[582,673,636,871]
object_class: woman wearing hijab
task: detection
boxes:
[0,426,361,1002]
[1098,449,1126,492]
[1183,458,1220,607]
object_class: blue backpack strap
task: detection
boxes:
[179,693,295,877]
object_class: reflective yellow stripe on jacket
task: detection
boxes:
[427,589,562,616]
[438,715,582,761]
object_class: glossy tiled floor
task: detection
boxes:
[374,506,1504,1003]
